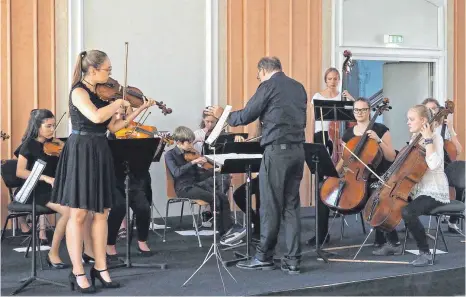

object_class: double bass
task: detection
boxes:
[320,99,392,214]
[363,101,454,232]
[328,50,353,164]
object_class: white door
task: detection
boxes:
[383,62,433,150]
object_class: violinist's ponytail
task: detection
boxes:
[71,50,108,87]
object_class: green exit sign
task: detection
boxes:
[384,34,404,44]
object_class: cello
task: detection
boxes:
[327,50,353,164]
[320,98,392,214]
[363,101,454,232]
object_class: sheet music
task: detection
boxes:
[204,153,263,166]
[15,160,47,204]
[205,105,232,145]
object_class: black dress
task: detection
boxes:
[13,138,59,206]
[51,82,116,213]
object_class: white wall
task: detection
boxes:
[83,0,207,217]
[340,0,442,49]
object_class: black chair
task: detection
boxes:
[1,159,55,268]
[402,161,466,263]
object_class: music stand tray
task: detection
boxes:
[206,142,263,267]
[303,143,339,263]
[203,133,248,155]
[108,138,167,270]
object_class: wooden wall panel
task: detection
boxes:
[0,0,56,228]
[227,0,322,206]
[454,0,465,161]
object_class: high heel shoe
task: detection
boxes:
[137,246,154,257]
[90,267,120,289]
[46,254,69,269]
[82,253,95,264]
[68,272,96,293]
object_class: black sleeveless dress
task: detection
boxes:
[51,82,116,212]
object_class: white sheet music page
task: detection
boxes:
[205,105,232,146]
[204,153,263,165]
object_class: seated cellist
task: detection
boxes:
[373,104,450,267]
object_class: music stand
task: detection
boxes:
[202,133,248,155]
[303,143,339,263]
[215,142,263,267]
[313,99,355,123]
[108,138,167,271]
[11,160,67,295]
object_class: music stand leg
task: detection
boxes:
[182,146,236,292]
[222,165,254,267]
[11,192,66,295]
[109,162,167,271]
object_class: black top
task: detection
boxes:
[164,146,212,192]
[227,72,307,147]
[69,81,111,133]
[14,138,58,195]
[341,122,391,177]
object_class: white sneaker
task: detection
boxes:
[220,227,246,246]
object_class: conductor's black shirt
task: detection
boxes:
[227,72,307,147]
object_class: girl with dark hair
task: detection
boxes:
[51,50,155,293]
[14,109,69,269]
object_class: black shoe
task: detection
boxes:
[106,253,119,262]
[90,267,120,288]
[39,238,49,246]
[19,229,32,236]
[281,262,300,275]
[137,246,154,257]
[46,254,69,269]
[306,235,330,246]
[236,258,275,271]
[68,272,96,293]
[82,253,95,264]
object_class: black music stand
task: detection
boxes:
[303,143,339,263]
[214,142,264,267]
[11,160,67,295]
[313,99,355,123]
[202,133,248,155]
[108,138,167,270]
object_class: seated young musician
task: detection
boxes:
[307,98,397,246]
[106,106,154,258]
[165,126,238,241]
[373,104,450,267]
[14,109,70,269]
[423,98,463,233]
[193,108,218,153]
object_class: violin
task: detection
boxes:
[363,100,454,232]
[96,77,173,115]
[320,98,391,215]
[43,139,64,157]
[183,147,213,170]
[114,121,174,144]
[328,50,353,164]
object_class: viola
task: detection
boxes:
[320,98,391,215]
[183,147,213,170]
[363,100,454,232]
[96,77,172,115]
[43,139,64,157]
[328,50,353,164]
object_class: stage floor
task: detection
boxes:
[1,208,465,296]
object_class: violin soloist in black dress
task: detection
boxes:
[51,81,116,212]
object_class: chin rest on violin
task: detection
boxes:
[96,77,173,115]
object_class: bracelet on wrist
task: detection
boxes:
[424,138,434,145]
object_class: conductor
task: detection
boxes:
[205,56,307,274]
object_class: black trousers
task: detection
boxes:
[449,187,463,224]
[255,144,304,266]
[233,176,260,234]
[380,195,444,252]
[107,172,152,245]
[313,131,332,240]
[177,174,232,235]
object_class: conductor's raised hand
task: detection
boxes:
[204,106,224,119]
